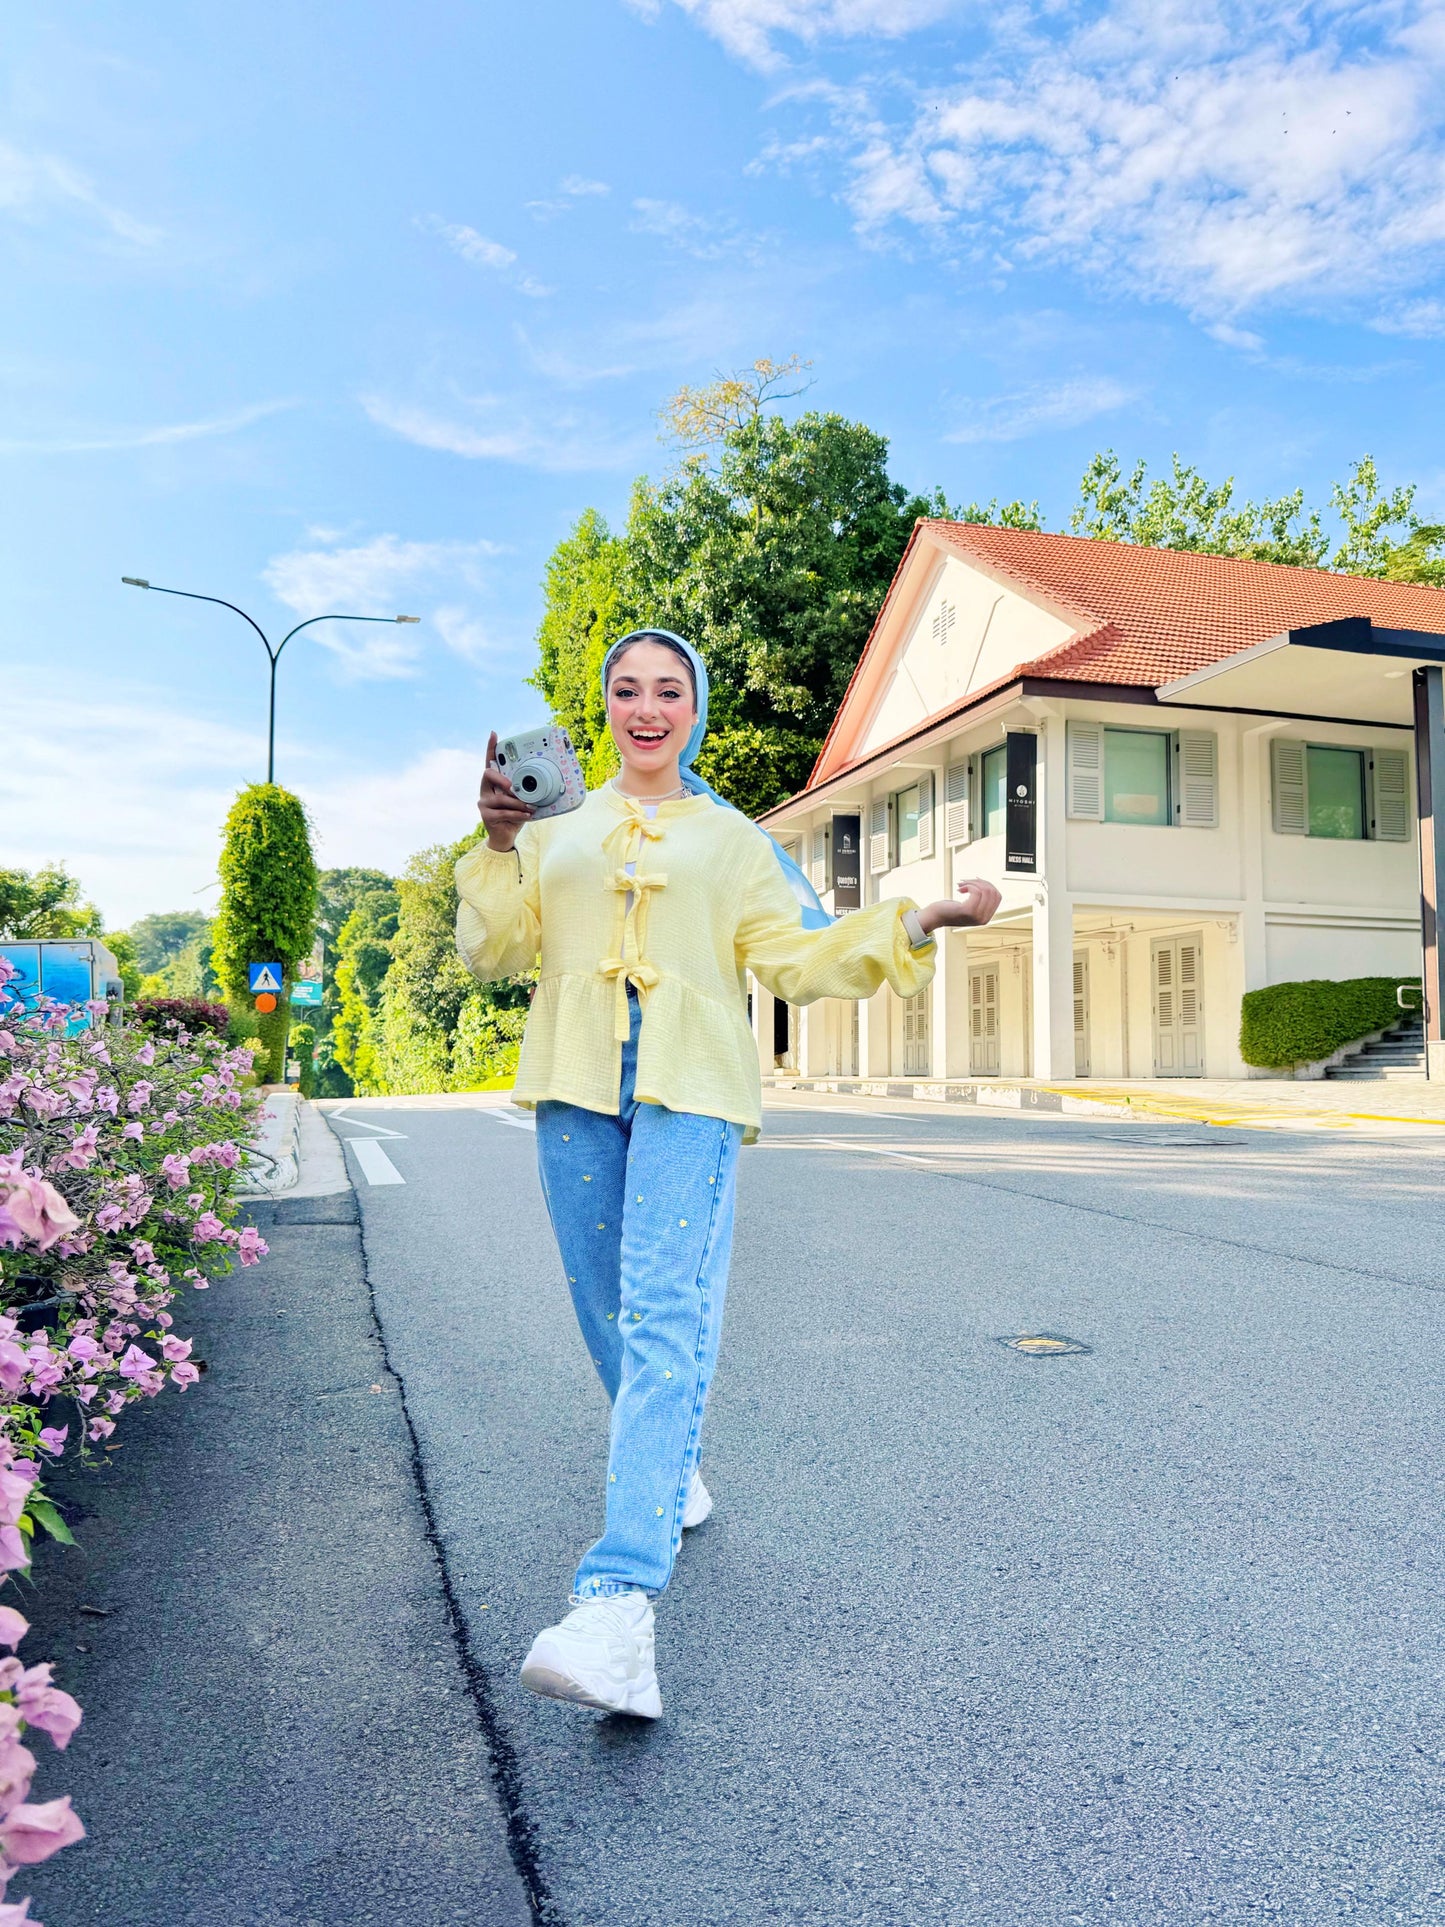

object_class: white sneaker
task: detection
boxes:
[519,1590,662,1719]
[682,1468,713,1529]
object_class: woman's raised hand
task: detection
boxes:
[477,730,535,853]
[915,878,1002,936]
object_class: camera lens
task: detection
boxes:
[512,756,562,807]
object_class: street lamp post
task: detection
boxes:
[122,577,421,783]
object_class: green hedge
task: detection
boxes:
[1240,975,1420,1069]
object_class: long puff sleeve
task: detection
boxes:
[454,828,542,985]
[734,835,936,1006]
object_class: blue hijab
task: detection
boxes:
[600,628,832,931]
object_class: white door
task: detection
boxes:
[1151,936,1204,1076]
[1073,951,1091,1076]
[901,987,931,1075]
[969,965,1000,1075]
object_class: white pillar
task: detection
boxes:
[858,985,890,1077]
[1031,712,1075,1078]
[1031,886,1075,1080]
[932,928,971,1078]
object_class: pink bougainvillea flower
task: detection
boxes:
[0,1794,86,1863]
[237,1227,268,1266]
[116,1346,156,1381]
[169,1362,200,1390]
[134,1041,155,1067]
[120,1122,143,1142]
[0,1608,29,1650]
[64,1335,100,1363]
[0,1730,38,1814]
[0,1527,28,1573]
[35,1429,66,1457]
[190,1212,225,1245]
[85,1419,114,1444]
[0,1895,38,1922]
[0,1347,27,1398]
[15,1672,81,1750]
[158,1152,190,1191]
[159,1336,192,1363]
[92,1204,124,1233]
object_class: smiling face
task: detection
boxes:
[606,639,699,790]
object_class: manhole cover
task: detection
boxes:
[998,1332,1093,1356]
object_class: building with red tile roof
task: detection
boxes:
[748,522,1445,1091]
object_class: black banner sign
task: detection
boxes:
[830,813,862,911]
[1005,732,1038,874]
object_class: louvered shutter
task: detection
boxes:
[1067,721,1105,820]
[917,771,935,859]
[945,762,971,845]
[1271,738,1307,834]
[810,826,827,887]
[1176,730,1219,828]
[868,797,890,874]
[1370,748,1410,842]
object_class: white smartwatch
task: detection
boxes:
[901,908,933,950]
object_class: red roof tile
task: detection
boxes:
[926,521,1445,686]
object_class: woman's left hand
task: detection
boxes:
[915,878,1002,935]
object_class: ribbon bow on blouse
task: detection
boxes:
[598,803,670,1041]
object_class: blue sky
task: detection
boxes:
[6,0,1444,926]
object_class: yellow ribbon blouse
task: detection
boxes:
[454,784,936,1142]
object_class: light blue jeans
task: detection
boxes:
[536,985,744,1599]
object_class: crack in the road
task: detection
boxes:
[805,1136,1445,1298]
[345,1158,560,1927]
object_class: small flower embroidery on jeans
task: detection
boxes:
[583,1174,592,1182]
[678,1218,687,1227]
[656,1507,664,1517]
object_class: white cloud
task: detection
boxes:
[1372,298,1445,337]
[0,401,293,456]
[630,197,762,259]
[630,0,960,70]
[945,376,1135,443]
[432,605,501,664]
[560,175,610,197]
[361,393,647,472]
[0,672,502,927]
[262,533,502,678]
[762,1,1445,316]
[1207,321,1266,353]
[528,175,612,219]
[0,139,160,245]
[416,216,552,295]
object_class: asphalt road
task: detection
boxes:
[323,1096,1445,1927]
[21,1185,533,1927]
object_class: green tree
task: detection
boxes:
[105,931,144,1002]
[529,508,633,782]
[125,911,211,976]
[0,866,102,940]
[1069,451,1330,566]
[331,886,400,1094]
[211,784,318,1083]
[1330,456,1445,585]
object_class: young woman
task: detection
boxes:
[458,629,1000,1720]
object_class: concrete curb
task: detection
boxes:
[238,1087,301,1197]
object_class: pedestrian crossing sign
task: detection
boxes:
[248,963,283,993]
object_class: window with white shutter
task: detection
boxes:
[1370,748,1411,841]
[1271,738,1308,835]
[1175,730,1219,828]
[1066,721,1105,820]
[945,762,971,845]
[917,771,935,859]
[868,796,891,874]
[810,826,827,888]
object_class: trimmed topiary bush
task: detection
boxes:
[1240,976,1421,1069]
[132,996,230,1036]
[289,1022,317,1098]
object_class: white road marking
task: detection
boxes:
[329,1111,408,1140]
[349,1139,406,1185]
[484,1109,536,1132]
